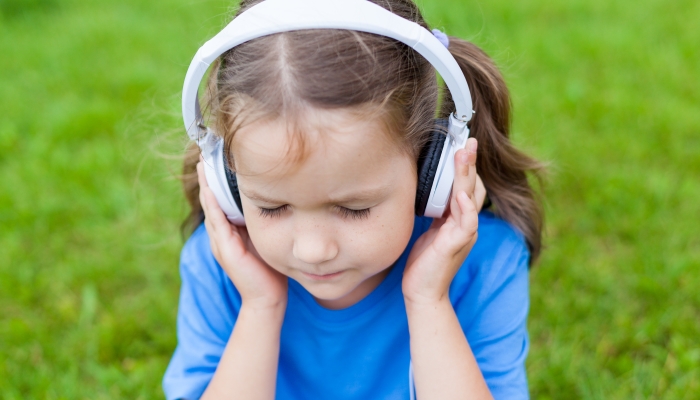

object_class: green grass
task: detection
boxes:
[1,0,698,398]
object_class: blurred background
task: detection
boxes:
[1,0,698,398]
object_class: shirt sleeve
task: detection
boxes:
[162,225,241,400]
[450,221,531,400]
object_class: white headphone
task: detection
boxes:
[182,0,474,225]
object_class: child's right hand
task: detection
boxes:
[197,161,288,311]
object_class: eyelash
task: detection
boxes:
[338,207,371,220]
[257,205,371,220]
[258,205,289,218]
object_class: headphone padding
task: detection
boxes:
[415,119,448,216]
[223,150,244,216]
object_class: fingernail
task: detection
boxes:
[468,139,478,155]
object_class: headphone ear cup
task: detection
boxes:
[201,138,246,225]
[415,119,448,216]
[223,150,244,217]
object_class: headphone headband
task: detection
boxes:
[182,0,473,143]
[184,0,475,223]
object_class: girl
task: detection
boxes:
[164,0,544,399]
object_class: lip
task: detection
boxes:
[301,270,345,281]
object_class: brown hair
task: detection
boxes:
[181,0,545,263]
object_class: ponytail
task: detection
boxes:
[181,141,204,237]
[442,38,545,264]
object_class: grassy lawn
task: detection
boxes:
[1,0,698,398]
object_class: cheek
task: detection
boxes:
[242,208,292,269]
[348,191,416,270]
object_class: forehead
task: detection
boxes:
[230,108,415,202]
[232,108,405,176]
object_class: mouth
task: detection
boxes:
[301,270,345,281]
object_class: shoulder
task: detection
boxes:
[448,211,530,304]
[174,224,241,343]
[179,224,241,304]
[472,210,530,268]
[473,210,529,272]
[180,224,217,279]
[181,223,212,263]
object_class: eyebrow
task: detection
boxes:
[241,186,391,205]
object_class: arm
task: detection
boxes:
[201,305,285,400]
[403,138,492,400]
[406,298,492,399]
[197,161,288,400]
[162,222,287,400]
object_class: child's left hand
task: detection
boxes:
[403,138,480,305]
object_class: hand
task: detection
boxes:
[197,160,288,311]
[403,138,480,305]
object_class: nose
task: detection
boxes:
[292,231,339,265]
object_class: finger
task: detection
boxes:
[447,151,468,223]
[463,138,478,196]
[448,187,463,224]
[197,162,210,216]
[474,174,486,211]
[456,190,478,236]
[197,162,232,238]
[204,217,220,256]
[452,139,478,194]
[197,161,210,190]
[448,139,478,221]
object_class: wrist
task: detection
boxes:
[239,300,287,323]
[404,294,452,314]
[241,289,288,312]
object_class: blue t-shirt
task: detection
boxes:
[163,211,530,399]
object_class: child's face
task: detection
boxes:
[232,108,417,309]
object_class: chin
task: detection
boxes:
[300,280,354,301]
[295,268,386,310]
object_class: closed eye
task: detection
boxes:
[258,205,289,218]
[337,207,371,220]
[257,205,371,220]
